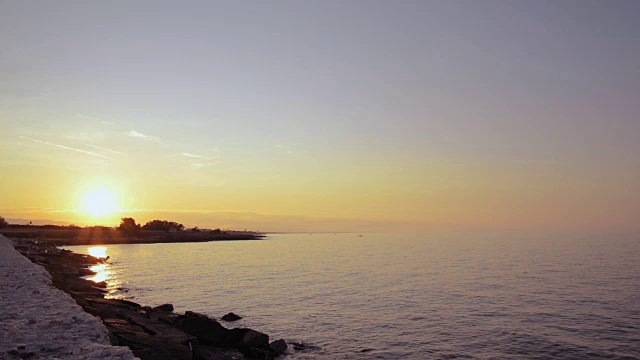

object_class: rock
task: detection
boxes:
[82,297,143,319]
[269,339,287,355]
[224,328,269,349]
[126,312,196,345]
[221,312,242,321]
[185,311,210,318]
[192,345,244,360]
[173,315,229,346]
[116,330,192,360]
[154,303,174,312]
[94,280,108,288]
[104,318,135,326]
[240,347,274,360]
[149,309,180,325]
[290,342,320,351]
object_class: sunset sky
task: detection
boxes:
[1,1,639,232]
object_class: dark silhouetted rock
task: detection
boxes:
[224,328,269,349]
[221,312,242,321]
[116,330,192,360]
[185,311,211,318]
[240,347,274,360]
[192,345,244,360]
[290,342,320,351]
[149,309,180,325]
[154,303,174,312]
[174,315,229,346]
[269,339,287,355]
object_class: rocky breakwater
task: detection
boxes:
[0,235,137,360]
[10,239,306,360]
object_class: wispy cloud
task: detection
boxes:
[128,130,149,139]
[17,136,110,159]
[84,143,122,154]
[181,152,204,158]
[179,151,220,169]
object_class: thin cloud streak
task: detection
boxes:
[127,130,162,143]
[17,136,110,159]
[128,130,149,139]
[84,143,122,154]
[181,152,204,158]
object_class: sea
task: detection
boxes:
[68,233,640,359]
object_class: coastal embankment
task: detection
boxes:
[0,234,137,360]
[1,226,264,246]
[2,236,296,360]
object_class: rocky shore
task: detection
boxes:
[0,235,136,360]
[6,238,312,360]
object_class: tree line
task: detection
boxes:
[117,218,224,235]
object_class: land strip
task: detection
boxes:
[0,226,263,246]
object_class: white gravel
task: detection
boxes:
[0,235,138,360]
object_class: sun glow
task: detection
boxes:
[83,188,118,217]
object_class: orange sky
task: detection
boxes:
[1,2,639,233]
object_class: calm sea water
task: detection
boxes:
[69,233,640,359]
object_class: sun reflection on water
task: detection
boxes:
[88,246,107,259]
[88,264,112,283]
[84,246,125,299]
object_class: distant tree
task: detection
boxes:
[211,228,221,234]
[142,220,185,231]
[190,226,200,232]
[117,217,141,235]
[0,216,8,228]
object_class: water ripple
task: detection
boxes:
[69,234,640,359]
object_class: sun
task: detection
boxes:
[83,188,118,217]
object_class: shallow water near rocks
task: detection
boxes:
[68,233,640,359]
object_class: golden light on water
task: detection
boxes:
[91,263,107,272]
[88,246,108,259]
[86,246,123,299]
[88,247,109,283]
[88,268,112,283]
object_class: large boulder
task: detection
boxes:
[221,312,242,321]
[224,328,269,349]
[116,330,192,360]
[240,347,274,360]
[269,339,287,355]
[192,345,244,360]
[154,303,174,312]
[174,315,229,346]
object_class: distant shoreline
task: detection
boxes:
[0,226,264,246]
